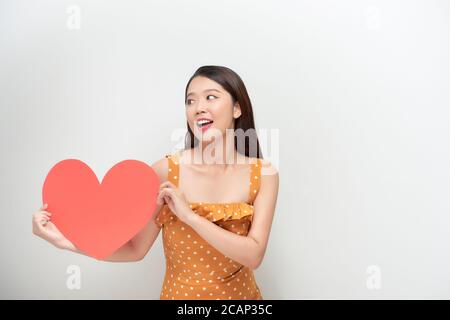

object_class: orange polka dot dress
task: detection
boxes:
[155,153,263,300]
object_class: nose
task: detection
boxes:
[195,100,208,115]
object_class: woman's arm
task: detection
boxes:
[185,162,279,270]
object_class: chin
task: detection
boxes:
[195,127,223,143]
[197,135,214,144]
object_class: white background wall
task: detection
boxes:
[1,0,449,299]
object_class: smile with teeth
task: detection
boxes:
[196,119,214,128]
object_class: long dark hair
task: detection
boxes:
[184,65,263,159]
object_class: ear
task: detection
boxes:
[233,103,242,119]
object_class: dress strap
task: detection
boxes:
[165,153,180,187]
[248,158,262,204]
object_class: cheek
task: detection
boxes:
[213,102,234,125]
[186,108,195,124]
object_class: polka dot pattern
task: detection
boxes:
[155,153,263,300]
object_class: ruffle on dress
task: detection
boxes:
[155,202,254,227]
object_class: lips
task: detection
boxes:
[196,118,214,128]
[196,118,214,132]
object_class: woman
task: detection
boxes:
[32,65,279,300]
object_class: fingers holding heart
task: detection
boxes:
[157,181,178,205]
[158,187,178,214]
[157,188,172,205]
[158,187,174,203]
[156,181,193,223]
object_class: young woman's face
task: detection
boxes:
[185,76,241,143]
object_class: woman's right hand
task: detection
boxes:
[32,204,76,251]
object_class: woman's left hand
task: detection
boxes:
[157,181,195,224]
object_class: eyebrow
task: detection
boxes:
[186,88,222,97]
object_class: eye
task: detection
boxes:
[207,95,218,100]
[185,99,194,106]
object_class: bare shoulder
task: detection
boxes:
[251,157,279,210]
[256,158,279,189]
[151,156,169,183]
[242,156,278,174]
[241,155,279,186]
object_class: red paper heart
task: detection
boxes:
[42,159,160,259]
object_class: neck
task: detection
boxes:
[193,133,238,166]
